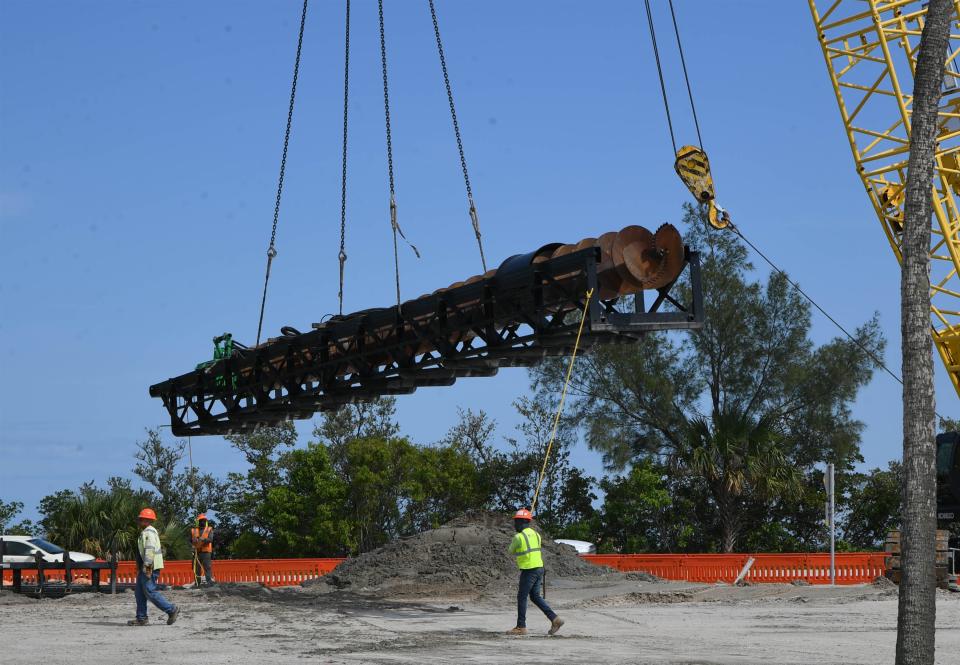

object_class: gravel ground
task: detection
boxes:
[2,579,958,664]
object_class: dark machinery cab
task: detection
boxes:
[938,432,960,528]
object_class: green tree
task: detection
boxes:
[225,423,298,503]
[532,205,882,552]
[939,416,960,433]
[38,478,192,559]
[595,461,688,553]
[219,423,299,551]
[37,490,76,538]
[442,400,596,535]
[254,443,353,557]
[403,441,488,534]
[314,402,489,553]
[133,429,184,521]
[0,499,34,535]
[842,462,902,550]
[679,409,803,551]
[133,428,225,524]
[314,397,400,470]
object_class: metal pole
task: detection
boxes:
[187,435,196,506]
[829,462,835,586]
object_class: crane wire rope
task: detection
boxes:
[427,0,488,273]
[378,0,419,310]
[531,288,594,514]
[187,434,200,587]
[338,0,351,316]
[255,0,309,346]
[643,0,677,155]
[667,0,703,151]
[725,219,949,422]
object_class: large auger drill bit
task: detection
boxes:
[429,223,685,300]
[306,223,687,365]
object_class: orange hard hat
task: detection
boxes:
[138,508,157,520]
[513,508,533,521]
[197,513,207,521]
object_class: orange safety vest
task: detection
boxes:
[191,525,213,553]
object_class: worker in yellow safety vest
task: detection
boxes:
[191,513,215,587]
[128,508,179,626]
[506,508,563,636]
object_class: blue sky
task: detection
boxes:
[1,1,954,521]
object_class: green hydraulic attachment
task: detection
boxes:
[195,334,237,389]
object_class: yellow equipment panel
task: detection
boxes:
[810,0,960,398]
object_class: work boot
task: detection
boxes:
[167,607,180,625]
[548,616,565,636]
[127,618,148,626]
[506,627,527,636]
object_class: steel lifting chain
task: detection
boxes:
[379,0,419,310]
[256,0,309,346]
[428,0,487,272]
[338,0,351,316]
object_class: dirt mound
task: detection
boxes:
[872,575,897,588]
[323,511,615,596]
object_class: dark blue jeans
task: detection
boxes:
[517,567,556,628]
[135,570,176,620]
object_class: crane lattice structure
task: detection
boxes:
[810,0,960,398]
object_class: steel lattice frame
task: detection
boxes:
[150,248,704,436]
[810,0,960,398]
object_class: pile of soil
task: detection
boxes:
[322,511,614,596]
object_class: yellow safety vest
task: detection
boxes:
[511,527,544,570]
[137,525,164,570]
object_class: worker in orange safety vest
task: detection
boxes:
[190,513,215,587]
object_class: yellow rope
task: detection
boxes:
[531,288,593,514]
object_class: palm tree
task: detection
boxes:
[46,490,141,559]
[155,514,192,560]
[676,408,803,552]
[897,2,952,663]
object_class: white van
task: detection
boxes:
[555,538,597,554]
[0,535,95,564]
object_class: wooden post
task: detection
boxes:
[110,551,117,595]
[63,551,72,593]
[34,550,44,597]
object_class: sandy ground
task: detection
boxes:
[1,579,959,665]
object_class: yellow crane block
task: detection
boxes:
[675,145,730,230]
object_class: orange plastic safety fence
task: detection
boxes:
[580,553,888,585]
[2,558,346,588]
[2,553,887,588]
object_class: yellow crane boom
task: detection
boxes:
[809,0,960,398]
